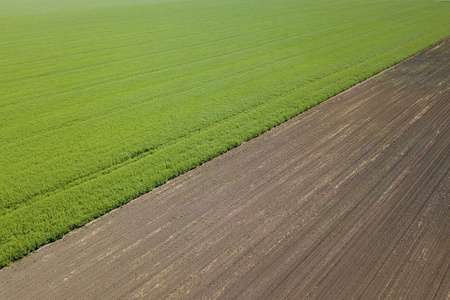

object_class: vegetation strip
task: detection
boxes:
[0,0,449,267]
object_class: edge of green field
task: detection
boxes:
[1,0,449,268]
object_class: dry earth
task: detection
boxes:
[0,39,449,299]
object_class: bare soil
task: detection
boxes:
[1,38,449,300]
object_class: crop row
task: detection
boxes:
[0,0,449,267]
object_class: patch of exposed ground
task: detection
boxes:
[0,38,449,299]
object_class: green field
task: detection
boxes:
[0,0,449,268]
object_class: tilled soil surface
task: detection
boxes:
[1,39,449,300]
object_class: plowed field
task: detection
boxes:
[0,39,449,299]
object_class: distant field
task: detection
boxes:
[0,0,449,268]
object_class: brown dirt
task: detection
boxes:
[1,38,449,300]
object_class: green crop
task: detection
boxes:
[0,0,449,268]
